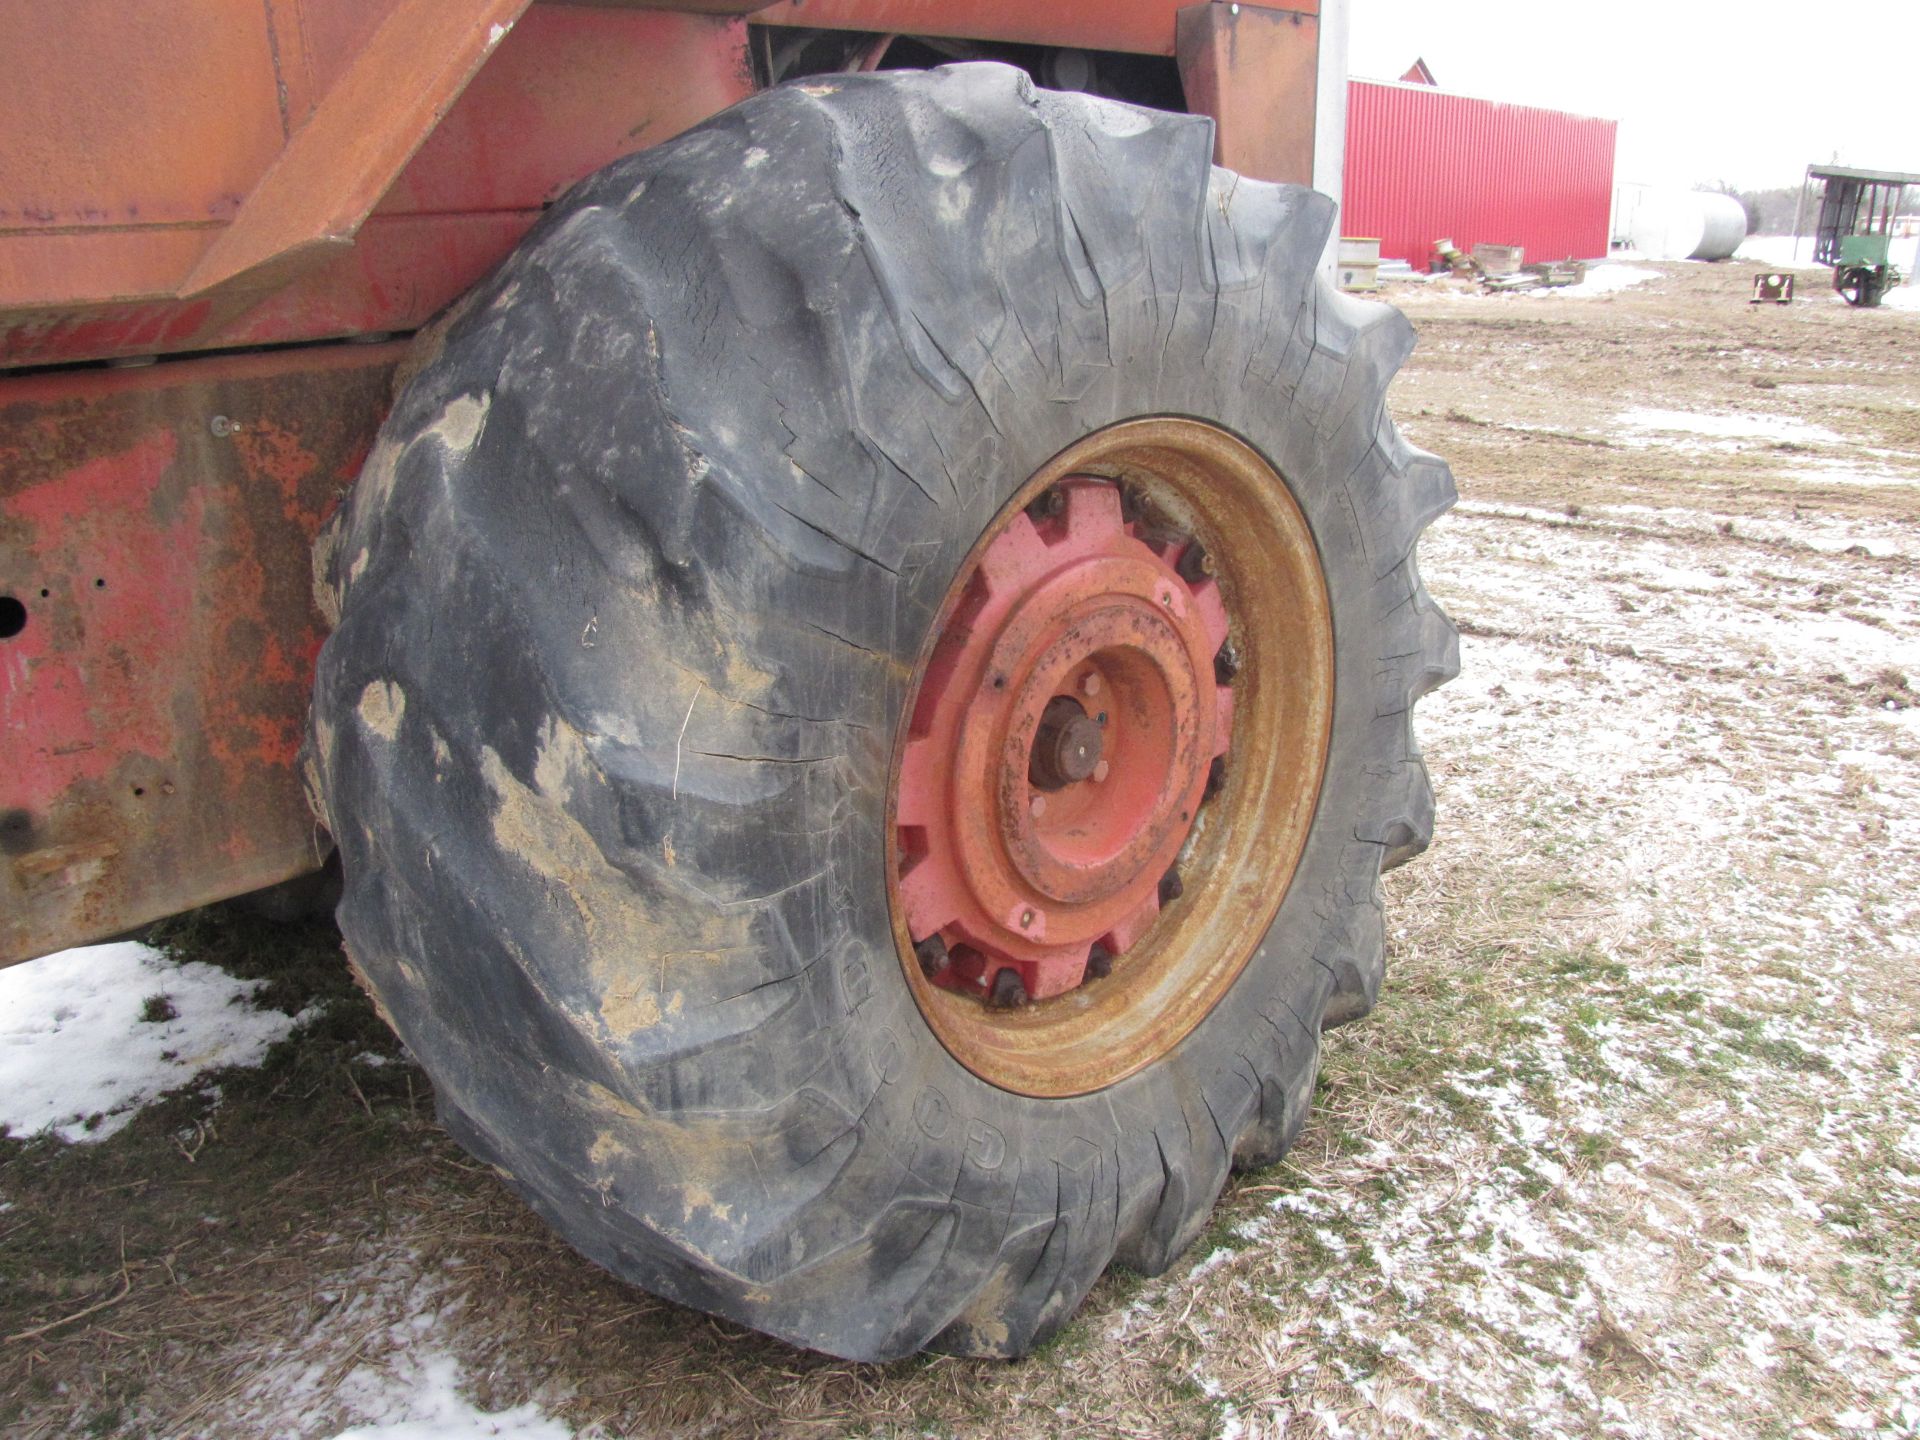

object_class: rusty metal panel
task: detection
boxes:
[179,0,535,296]
[378,5,758,215]
[266,0,397,128]
[750,0,1269,56]
[0,6,754,369]
[0,1,289,231]
[0,345,405,967]
[0,214,541,370]
[1175,3,1319,186]
[1343,79,1617,266]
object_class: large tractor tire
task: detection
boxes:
[307,63,1456,1361]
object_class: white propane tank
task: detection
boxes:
[1622,187,1749,261]
[1689,192,1749,260]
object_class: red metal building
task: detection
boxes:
[1342,79,1617,266]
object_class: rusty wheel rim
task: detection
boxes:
[886,418,1334,1097]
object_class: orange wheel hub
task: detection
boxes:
[886,419,1333,1098]
[895,478,1233,1004]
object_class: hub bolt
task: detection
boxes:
[1027,489,1065,522]
[1085,944,1114,981]
[1081,672,1103,698]
[988,968,1030,1009]
[1176,542,1214,584]
[1159,868,1184,905]
[915,934,950,979]
[1093,759,1110,784]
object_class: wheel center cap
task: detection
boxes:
[1029,698,1103,789]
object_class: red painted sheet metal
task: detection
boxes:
[0,346,404,965]
[1342,80,1617,266]
[0,5,753,369]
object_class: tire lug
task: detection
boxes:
[987,967,1030,1009]
[915,934,950,979]
[1085,944,1113,981]
[1158,868,1184,905]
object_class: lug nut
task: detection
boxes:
[915,934,950,979]
[1026,488,1065,523]
[1093,759,1110,783]
[1158,869,1184,905]
[988,967,1030,1009]
[1030,794,1047,819]
[1176,541,1214,584]
[1085,944,1114,981]
[1081,672,1102,698]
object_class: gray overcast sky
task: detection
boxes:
[1347,0,1920,192]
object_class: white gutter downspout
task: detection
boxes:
[1314,0,1349,274]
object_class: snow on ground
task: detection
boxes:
[1737,235,1823,270]
[1732,232,1920,273]
[1615,406,1844,446]
[1384,263,1660,301]
[326,1354,571,1440]
[0,941,304,1143]
[1556,264,1661,297]
[224,1226,574,1440]
[1416,508,1920,1426]
[1137,495,1920,1437]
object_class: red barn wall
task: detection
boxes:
[1343,80,1617,266]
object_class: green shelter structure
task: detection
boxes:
[1796,165,1920,307]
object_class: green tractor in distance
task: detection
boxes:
[1800,164,1918,306]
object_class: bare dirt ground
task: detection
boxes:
[4,259,1917,1439]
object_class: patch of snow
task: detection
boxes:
[0,941,303,1143]
[1189,1245,1237,1279]
[221,1230,578,1439]
[326,1354,572,1440]
[1784,458,1916,488]
[1879,283,1920,312]
[1556,264,1662,297]
[1736,235,1822,270]
[1616,408,1844,445]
